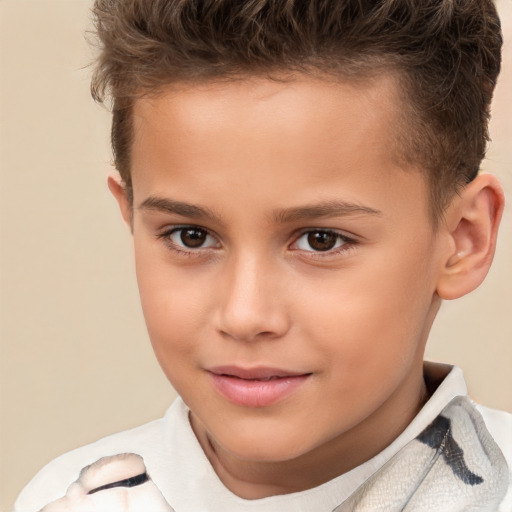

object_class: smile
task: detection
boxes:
[207,366,311,408]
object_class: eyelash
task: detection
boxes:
[156,225,219,257]
[156,225,358,258]
[292,229,357,258]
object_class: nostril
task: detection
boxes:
[218,328,283,342]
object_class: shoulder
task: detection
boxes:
[14,403,177,512]
[476,404,512,512]
[476,404,512,459]
[424,364,512,510]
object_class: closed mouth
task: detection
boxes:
[207,368,312,407]
[207,366,311,380]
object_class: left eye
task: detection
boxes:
[294,230,347,252]
[167,227,218,249]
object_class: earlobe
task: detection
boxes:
[107,174,133,228]
[436,174,504,300]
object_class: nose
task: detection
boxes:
[215,253,291,342]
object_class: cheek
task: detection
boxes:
[297,249,436,372]
[133,245,212,360]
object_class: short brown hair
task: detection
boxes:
[90,0,502,222]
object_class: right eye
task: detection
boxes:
[166,227,219,249]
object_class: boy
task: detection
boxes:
[15,0,512,510]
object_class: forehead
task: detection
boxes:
[132,74,402,163]
[130,74,428,223]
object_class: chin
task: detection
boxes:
[214,427,318,463]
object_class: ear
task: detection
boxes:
[436,173,504,300]
[107,174,133,228]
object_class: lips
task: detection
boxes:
[207,366,311,407]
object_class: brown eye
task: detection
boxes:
[180,228,208,247]
[307,231,338,251]
[166,227,219,250]
[294,230,348,253]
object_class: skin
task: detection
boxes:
[110,74,503,499]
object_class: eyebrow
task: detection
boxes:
[273,200,382,223]
[139,196,224,224]
[139,196,382,224]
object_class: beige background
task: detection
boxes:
[0,1,511,510]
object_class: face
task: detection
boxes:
[125,75,444,468]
